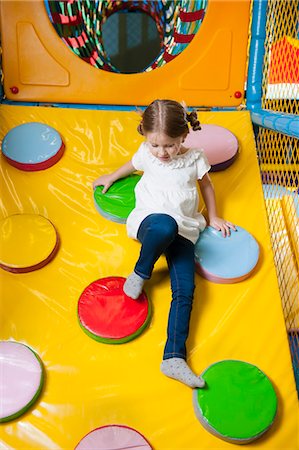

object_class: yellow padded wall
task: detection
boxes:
[0,0,250,106]
[0,105,298,449]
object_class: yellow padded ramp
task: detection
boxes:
[0,105,298,449]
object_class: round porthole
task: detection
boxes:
[45,0,208,73]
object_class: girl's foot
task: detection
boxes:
[161,357,205,388]
[123,272,145,299]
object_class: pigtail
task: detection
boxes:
[187,110,201,131]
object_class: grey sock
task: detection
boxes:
[123,272,145,299]
[161,357,205,388]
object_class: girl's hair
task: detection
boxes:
[137,99,201,138]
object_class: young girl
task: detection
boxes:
[93,99,235,388]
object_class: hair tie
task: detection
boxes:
[186,110,201,131]
[193,121,201,131]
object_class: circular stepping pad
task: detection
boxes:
[195,226,259,283]
[78,277,151,343]
[94,174,141,223]
[193,360,277,443]
[0,214,59,273]
[0,341,44,423]
[75,425,152,449]
[184,124,239,171]
[1,122,65,171]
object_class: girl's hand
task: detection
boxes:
[93,174,115,193]
[209,216,236,237]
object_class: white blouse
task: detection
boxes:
[126,142,211,244]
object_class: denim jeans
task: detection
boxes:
[134,213,195,360]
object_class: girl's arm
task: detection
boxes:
[198,173,236,237]
[93,160,135,193]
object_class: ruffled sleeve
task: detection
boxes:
[196,149,211,179]
[132,142,145,171]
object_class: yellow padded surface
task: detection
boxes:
[0,105,298,449]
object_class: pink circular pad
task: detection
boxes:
[184,124,239,171]
[75,425,152,449]
[0,341,44,422]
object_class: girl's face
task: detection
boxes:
[145,132,186,163]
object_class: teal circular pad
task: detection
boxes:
[2,122,64,170]
[94,174,141,223]
[193,360,278,443]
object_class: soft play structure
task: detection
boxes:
[0,0,298,449]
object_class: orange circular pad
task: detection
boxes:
[0,214,59,273]
[78,277,151,344]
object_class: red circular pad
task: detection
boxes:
[78,277,151,343]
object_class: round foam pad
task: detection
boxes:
[1,122,65,171]
[78,277,151,343]
[193,360,277,443]
[75,425,152,449]
[194,226,259,283]
[0,214,59,273]
[94,174,141,223]
[0,341,44,423]
[184,124,239,171]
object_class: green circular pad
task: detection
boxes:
[94,174,141,223]
[193,360,277,443]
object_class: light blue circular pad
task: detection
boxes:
[2,122,64,169]
[195,226,259,283]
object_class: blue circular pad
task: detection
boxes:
[2,122,64,171]
[195,226,259,283]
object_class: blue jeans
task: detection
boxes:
[134,214,195,360]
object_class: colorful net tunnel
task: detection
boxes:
[46,0,207,72]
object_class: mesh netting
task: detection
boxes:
[262,0,299,112]
[256,0,299,390]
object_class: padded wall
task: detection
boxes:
[0,0,250,106]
